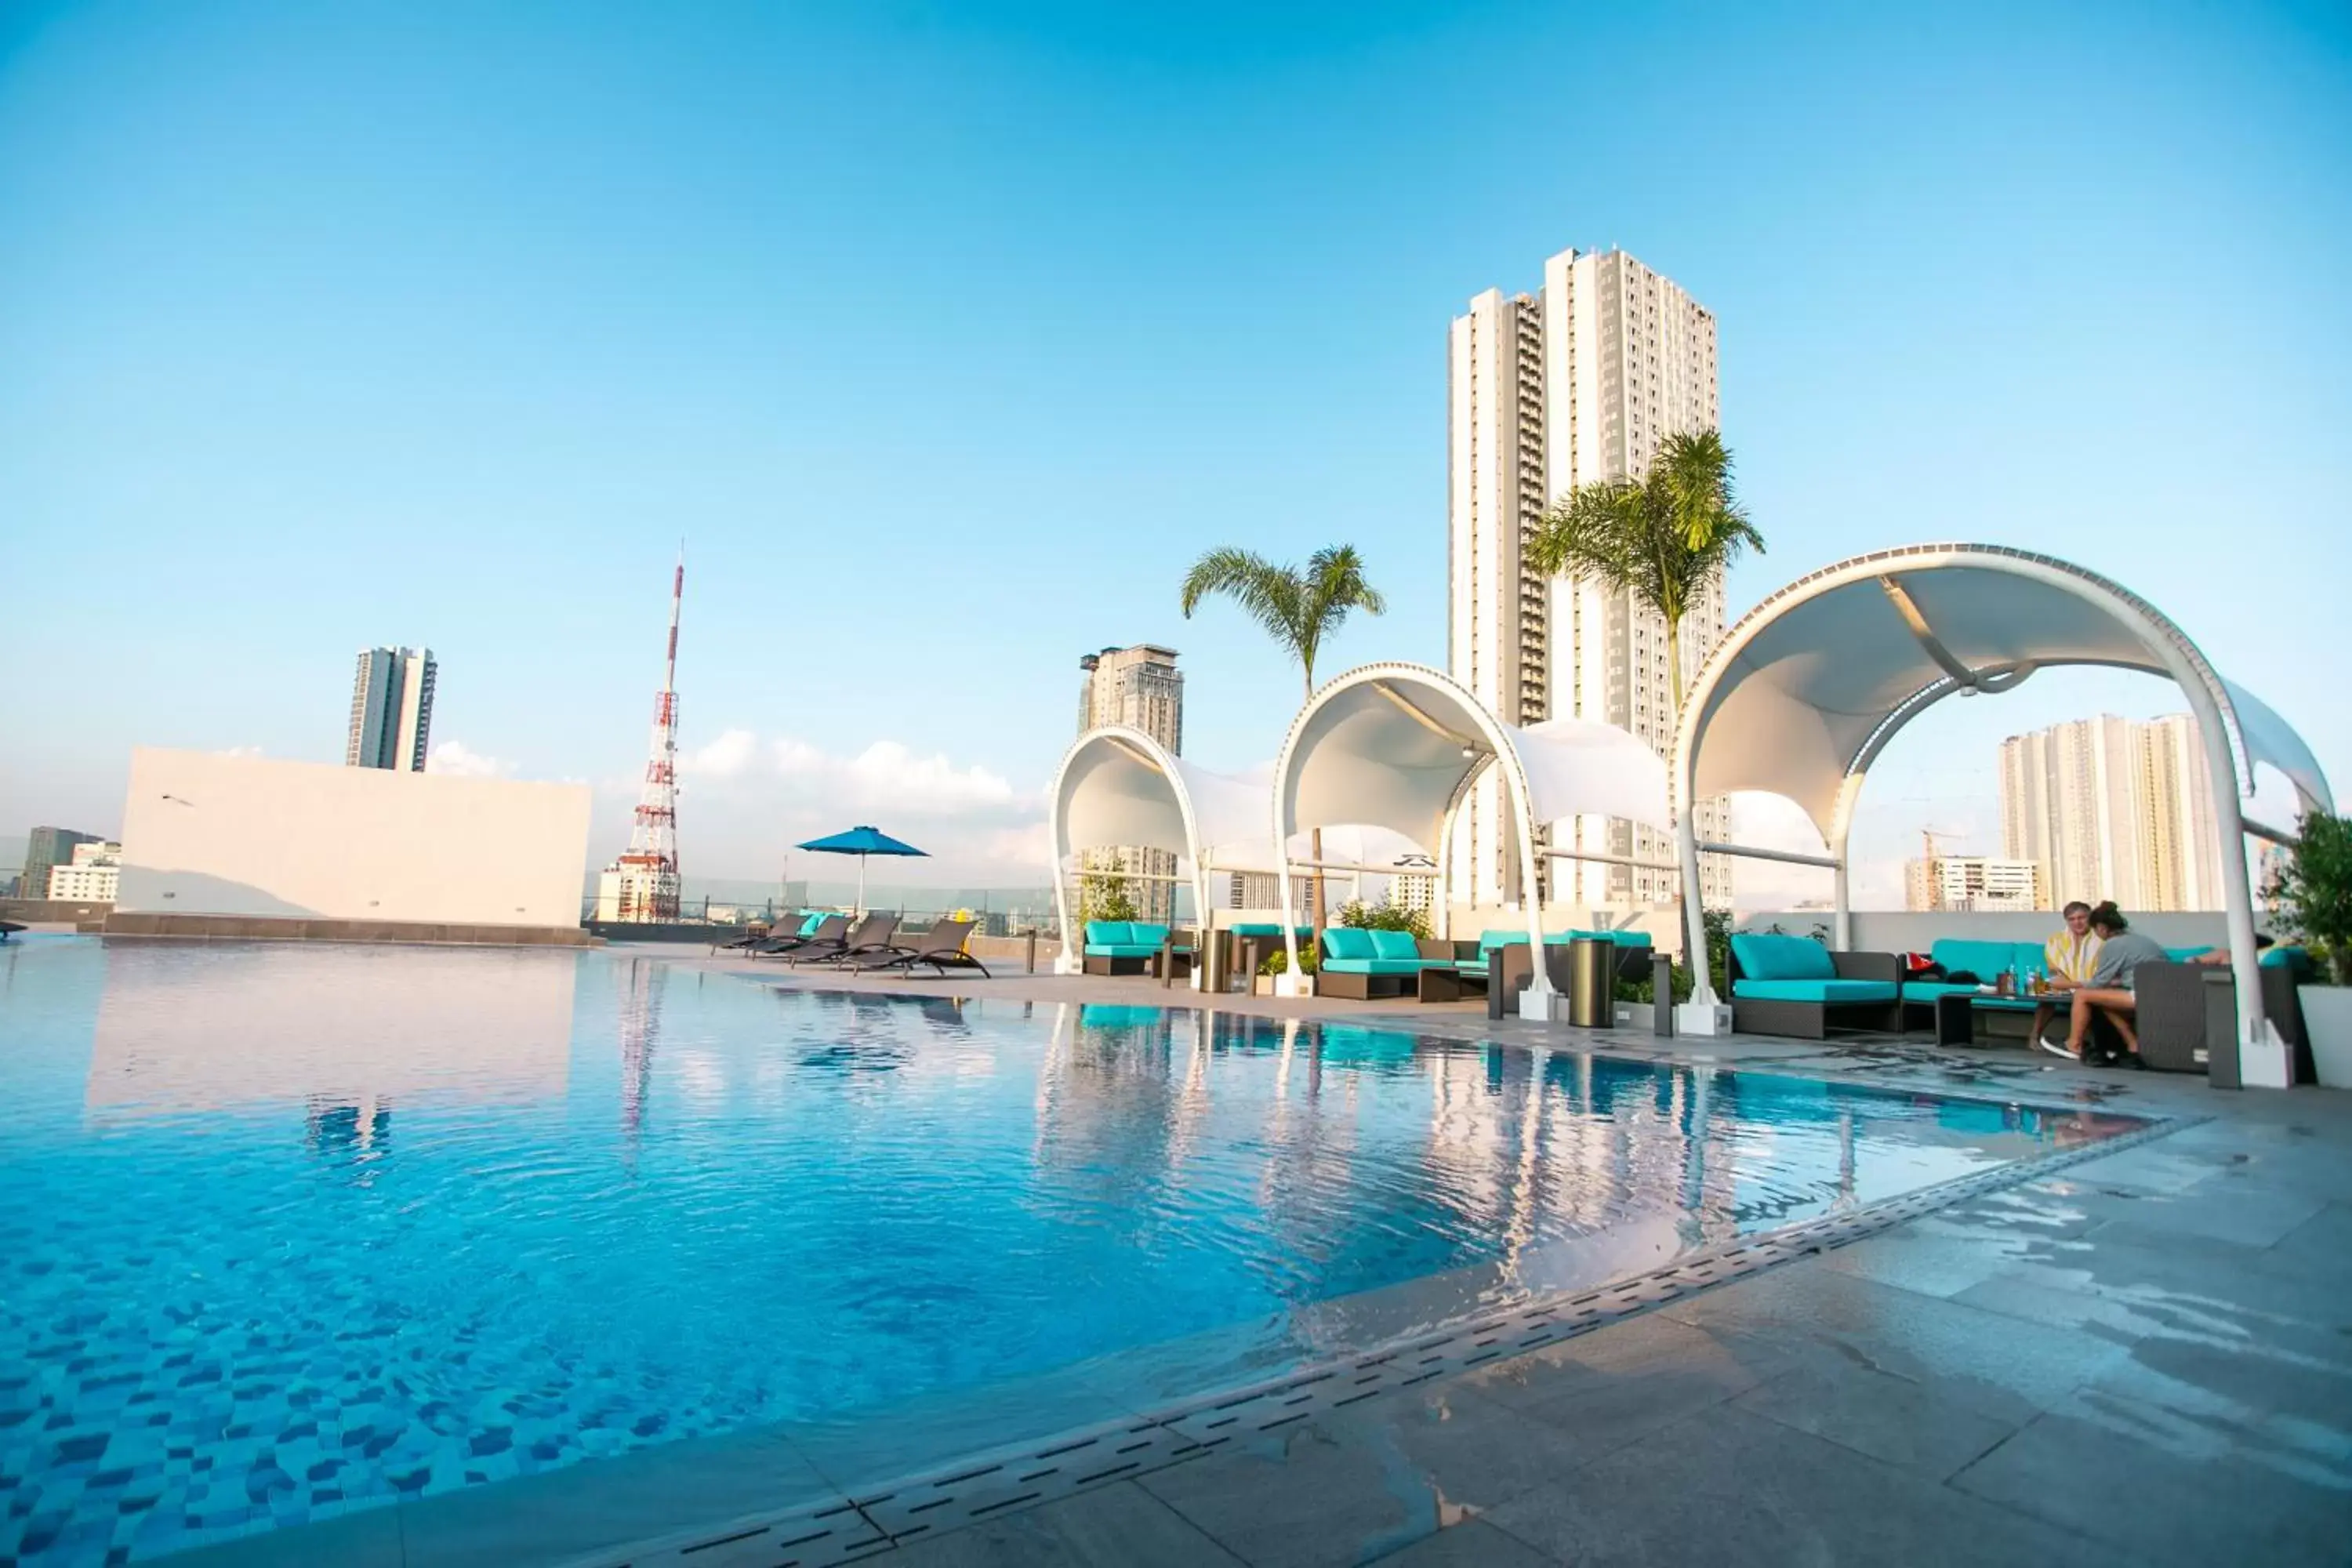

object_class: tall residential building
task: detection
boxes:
[346,647,437,771]
[2000,713,2224,912]
[20,827,100,906]
[1076,645,1185,924]
[46,840,122,902]
[1904,855,2042,914]
[1447,246,1731,912]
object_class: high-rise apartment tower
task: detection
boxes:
[1076,644,1185,923]
[346,647,437,771]
[1447,247,1732,911]
[1999,713,2223,912]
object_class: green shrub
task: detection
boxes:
[2270,811,2352,985]
[1078,872,1138,924]
[1334,899,1431,938]
[1258,943,1319,976]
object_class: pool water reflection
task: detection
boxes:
[0,940,2143,1563]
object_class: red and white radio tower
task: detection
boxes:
[611,550,684,921]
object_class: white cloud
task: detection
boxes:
[680,728,761,780]
[428,740,513,778]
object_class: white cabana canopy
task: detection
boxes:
[1672,543,2333,1084]
[1047,726,1272,972]
[1272,662,1673,1014]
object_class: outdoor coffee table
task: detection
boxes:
[1933,989,2049,1048]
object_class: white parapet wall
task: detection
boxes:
[115,747,592,928]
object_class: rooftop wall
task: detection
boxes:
[115,747,591,928]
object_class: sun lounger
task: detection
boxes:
[753,913,845,957]
[716,912,808,953]
[789,913,898,967]
[852,918,991,978]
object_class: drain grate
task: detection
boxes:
[574,1109,2194,1568]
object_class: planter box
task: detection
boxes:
[2300,985,2352,1088]
[1613,1002,1657,1033]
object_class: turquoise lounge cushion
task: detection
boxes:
[2165,946,2212,962]
[1321,957,1426,976]
[1085,921,1130,946]
[1730,933,1836,982]
[2260,945,2314,975]
[1323,927,1377,961]
[1732,978,1896,1004]
[1368,929,1422,961]
[1478,928,1525,954]
[1127,924,1170,949]
[1084,942,1162,958]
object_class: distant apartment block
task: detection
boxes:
[2000,713,2223,912]
[20,827,100,906]
[1446,247,1730,913]
[1226,871,1307,917]
[1904,855,2042,913]
[1077,645,1185,924]
[46,840,122,902]
[1386,857,1440,924]
[347,647,437,771]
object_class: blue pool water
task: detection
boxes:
[0,939,2143,1563]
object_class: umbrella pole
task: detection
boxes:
[856,855,867,920]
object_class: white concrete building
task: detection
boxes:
[347,647,436,771]
[45,840,122,902]
[1076,645,1185,924]
[1904,855,2042,913]
[2000,713,2224,912]
[1447,247,1731,913]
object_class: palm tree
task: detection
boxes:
[1524,428,1762,721]
[1180,546,1386,935]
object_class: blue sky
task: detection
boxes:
[3,0,2347,897]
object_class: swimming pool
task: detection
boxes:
[0,939,2145,1563]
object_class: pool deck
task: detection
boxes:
[182,946,2352,1568]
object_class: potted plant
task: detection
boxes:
[1255,943,1317,996]
[2270,810,2352,1087]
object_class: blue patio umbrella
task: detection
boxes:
[795,825,928,917]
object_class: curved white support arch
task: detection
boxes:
[1045,726,1269,982]
[1270,662,1675,1018]
[1672,544,2332,1085]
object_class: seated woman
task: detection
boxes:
[2049,902,2169,1064]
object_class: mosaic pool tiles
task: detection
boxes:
[0,1251,763,1563]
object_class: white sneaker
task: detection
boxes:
[2036,1037,2078,1061]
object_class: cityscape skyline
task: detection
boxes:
[344,646,436,772]
[2,3,2344,897]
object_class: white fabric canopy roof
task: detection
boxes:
[1270,662,1673,1014]
[1671,543,2331,1083]
[1679,543,2332,838]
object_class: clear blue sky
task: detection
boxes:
[3,0,2347,894]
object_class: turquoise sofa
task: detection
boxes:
[1726,932,1902,1038]
[1317,927,1449,999]
[1082,920,1189,978]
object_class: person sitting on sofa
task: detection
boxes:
[2048,902,2168,1065]
[2030,900,2104,1046]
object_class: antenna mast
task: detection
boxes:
[613,549,684,920]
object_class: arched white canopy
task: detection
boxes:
[1672,543,2332,1086]
[1272,662,1673,1014]
[1046,726,1270,973]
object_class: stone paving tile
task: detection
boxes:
[1135,1381,1569,1568]
[1454,1311,1777,1463]
[1657,1256,2136,1425]
[1731,1359,2021,1481]
[885,1479,1245,1566]
[1953,1405,2352,1566]
[1367,1516,1558,1565]
[1486,1404,2129,1567]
